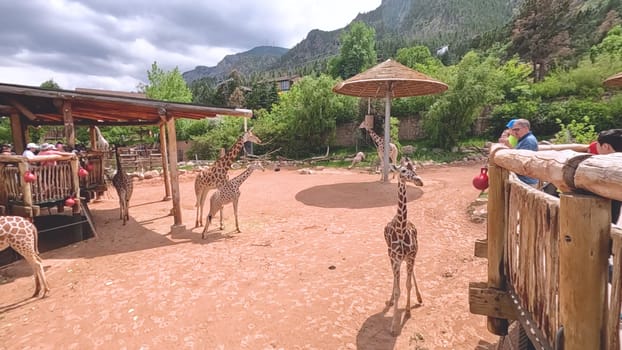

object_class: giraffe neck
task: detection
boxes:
[229,166,255,187]
[365,127,384,150]
[115,148,123,174]
[396,178,408,232]
[220,136,245,168]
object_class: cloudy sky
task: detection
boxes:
[0,0,381,92]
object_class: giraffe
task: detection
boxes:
[112,145,133,225]
[194,129,261,228]
[202,161,264,239]
[94,126,109,151]
[0,216,50,298]
[348,151,366,169]
[384,157,424,336]
[359,121,398,178]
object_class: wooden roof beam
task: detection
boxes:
[6,97,37,121]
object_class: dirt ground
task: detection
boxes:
[0,161,499,350]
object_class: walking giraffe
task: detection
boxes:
[112,145,133,225]
[0,216,50,298]
[384,157,424,336]
[194,130,261,227]
[359,120,398,178]
[202,161,264,238]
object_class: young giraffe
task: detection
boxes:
[0,216,50,298]
[201,161,264,239]
[359,121,398,178]
[194,130,261,227]
[112,145,133,225]
[384,157,424,336]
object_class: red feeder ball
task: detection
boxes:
[472,167,489,191]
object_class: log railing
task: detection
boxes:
[78,151,106,193]
[0,154,81,216]
[470,144,621,350]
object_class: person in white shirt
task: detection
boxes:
[22,143,39,158]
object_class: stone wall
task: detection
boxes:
[333,113,491,146]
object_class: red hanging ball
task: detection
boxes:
[23,171,37,183]
[472,167,489,191]
[64,197,76,207]
[78,167,89,178]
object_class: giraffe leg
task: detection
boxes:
[201,215,211,239]
[412,263,423,305]
[405,260,414,318]
[389,260,402,336]
[233,197,240,232]
[219,207,224,230]
[196,190,207,227]
[22,254,49,298]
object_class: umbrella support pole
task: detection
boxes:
[382,88,391,182]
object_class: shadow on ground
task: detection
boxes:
[295,181,423,209]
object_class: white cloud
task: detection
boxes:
[0,0,381,91]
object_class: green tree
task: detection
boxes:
[40,79,61,89]
[143,61,193,141]
[510,0,573,81]
[144,61,192,102]
[395,46,443,76]
[253,74,358,157]
[328,21,377,79]
[190,77,218,106]
[214,70,244,107]
[246,80,279,111]
[424,51,505,149]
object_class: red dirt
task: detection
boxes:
[0,162,497,349]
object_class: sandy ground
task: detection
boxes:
[0,162,498,350]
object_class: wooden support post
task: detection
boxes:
[70,156,81,214]
[166,117,184,232]
[10,112,25,154]
[559,193,609,350]
[17,161,33,216]
[159,123,171,201]
[62,101,75,148]
[89,126,97,150]
[486,163,509,335]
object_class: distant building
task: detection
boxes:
[269,75,300,93]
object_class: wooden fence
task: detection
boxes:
[469,144,622,350]
[0,154,81,216]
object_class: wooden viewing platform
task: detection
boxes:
[469,143,622,350]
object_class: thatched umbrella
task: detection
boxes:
[604,72,622,87]
[333,59,448,181]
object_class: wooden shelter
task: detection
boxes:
[0,82,251,232]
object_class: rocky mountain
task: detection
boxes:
[183,0,526,83]
[182,46,288,84]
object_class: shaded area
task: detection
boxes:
[295,181,423,209]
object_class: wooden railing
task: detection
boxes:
[469,144,622,350]
[0,154,81,217]
[78,151,106,193]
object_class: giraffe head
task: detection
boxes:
[359,120,371,130]
[243,128,262,145]
[393,157,423,186]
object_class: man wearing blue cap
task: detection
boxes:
[498,119,518,147]
[511,118,539,185]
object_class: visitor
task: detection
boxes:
[22,143,39,158]
[498,118,518,148]
[511,119,539,186]
[56,141,64,151]
[1,144,12,155]
[38,143,73,166]
[594,129,622,224]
